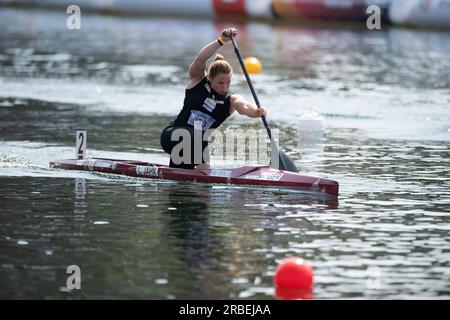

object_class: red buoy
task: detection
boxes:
[274,257,314,290]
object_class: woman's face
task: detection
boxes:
[210,73,232,95]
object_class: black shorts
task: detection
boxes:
[160,124,210,169]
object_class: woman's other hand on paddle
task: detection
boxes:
[256,106,268,117]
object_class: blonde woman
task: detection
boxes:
[160,28,267,169]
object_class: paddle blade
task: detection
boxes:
[271,143,298,173]
[278,151,299,173]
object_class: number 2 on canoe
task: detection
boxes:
[76,130,87,159]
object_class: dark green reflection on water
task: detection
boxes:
[0,97,171,153]
[0,176,337,299]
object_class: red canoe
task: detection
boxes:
[49,158,339,197]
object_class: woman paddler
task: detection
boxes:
[160,28,267,169]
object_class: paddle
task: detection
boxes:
[230,36,298,173]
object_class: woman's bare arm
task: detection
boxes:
[230,94,267,118]
[187,28,238,89]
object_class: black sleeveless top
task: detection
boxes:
[172,77,233,131]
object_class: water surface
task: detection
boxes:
[1,8,449,299]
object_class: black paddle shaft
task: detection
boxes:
[230,37,273,140]
[230,36,298,173]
